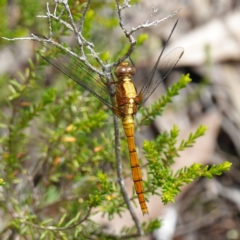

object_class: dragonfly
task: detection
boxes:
[39,21,184,215]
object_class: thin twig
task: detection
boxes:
[57,2,66,19]
[93,231,143,239]
[115,0,136,66]
[46,2,53,39]
[130,9,181,34]
[114,1,180,67]
[61,1,83,47]
[2,34,105,78]
[37,13,74,33]
[3,1,180,79]
[78,0,91,32]
[53,2,58,16]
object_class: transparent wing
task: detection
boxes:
[39,42,118,113]
[138,47,184,108]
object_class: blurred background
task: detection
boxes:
[0,0,240,239]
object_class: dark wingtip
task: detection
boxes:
[180,50,184,59]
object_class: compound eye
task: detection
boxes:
[126,65,136,75]
[115,62,136,77]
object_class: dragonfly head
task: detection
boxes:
[115,62,136,79]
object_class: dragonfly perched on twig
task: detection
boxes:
[39,21,184,215]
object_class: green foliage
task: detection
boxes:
[0,55,123,239]
[143,125,232,204]
[0,0,48,43]
[138,74,192,126]
[142,218,161,233]
[1,59,230,238]
[0,0,232,239]
[0,178,5,185]
[137,33,149,46]
[18,0,44,28]
[0,0,8,42]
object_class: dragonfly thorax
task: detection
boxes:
[115,61,136,79]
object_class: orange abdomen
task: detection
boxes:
[122,115,148,215]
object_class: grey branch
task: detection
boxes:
[78,0,91,32]
[130,8,181,34]
[46,2,53,39]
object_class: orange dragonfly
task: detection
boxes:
[40,23,183,215]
